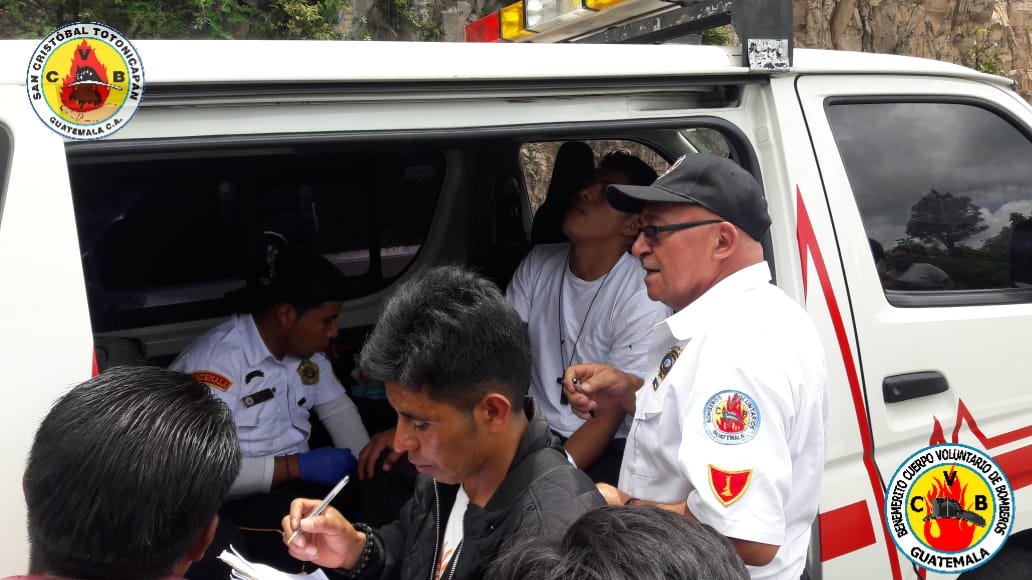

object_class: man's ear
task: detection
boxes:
[477,393,514,432]
[712,221,739,260]
[620,213,642,239]
[173,515,219,575]
[275,303,298,328]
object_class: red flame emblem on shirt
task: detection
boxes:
[716,393,748,433]
[60,41,112,113]
[922,466,977,551]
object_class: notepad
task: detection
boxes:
[217,545,330,580]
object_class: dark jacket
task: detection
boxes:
[347,410,604,580]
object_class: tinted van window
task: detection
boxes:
[70,143,443,331]
[827,101,1032,297]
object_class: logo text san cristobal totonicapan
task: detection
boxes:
[26,22,144,140]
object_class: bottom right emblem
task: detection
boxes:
[885,443,1014,574]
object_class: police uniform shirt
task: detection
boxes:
[619,263,830,580]
[170,313,368,496]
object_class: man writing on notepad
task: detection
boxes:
[281,266,604,580]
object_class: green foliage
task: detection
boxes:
[701,26,731,46]
[963,25,1003,76]
[0,0,346,40]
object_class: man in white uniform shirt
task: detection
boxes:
[564,154,829,580]
[507,151,669,484]
[171,248,369,570]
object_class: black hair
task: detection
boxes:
[358,265,531,414]
[25,366,241,579]
[869,238,885,262]
[486,505,749,580]
[599,150,658,188]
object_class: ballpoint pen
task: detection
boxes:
[287,474,350,545]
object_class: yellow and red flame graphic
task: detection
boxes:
[60,40,110,113]
[716,393,748,433]
[708,465,753,507]
[908,464,992,553]
[923,467,976,551]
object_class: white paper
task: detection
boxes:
[218,545,329,580]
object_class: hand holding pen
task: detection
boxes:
[282,476,367,569]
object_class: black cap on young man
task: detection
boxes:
[605,154,772,241]
[227,247,349,313]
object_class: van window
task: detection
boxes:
[826,101,1032,299]
[70,144,444,331]
[520,139,670,215]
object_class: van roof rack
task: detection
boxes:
[464,0,792,71]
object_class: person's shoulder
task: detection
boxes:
[526,453,603,501]
[178,316,242,357]
[524,242,570,265]
[519,461,605,527]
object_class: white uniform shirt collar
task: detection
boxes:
[239,313,279,368]
[663,261,772,341]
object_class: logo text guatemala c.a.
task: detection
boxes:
[885,443,1014,574]
[26,22,144,140]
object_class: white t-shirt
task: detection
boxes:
[889,262,951,289]
[619,263,829,580]
[435,486,469,580]
[506,243,670,438]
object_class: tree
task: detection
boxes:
[0,0,345,40]
[905,189,987,251]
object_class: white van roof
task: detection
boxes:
[0,39,1009,87]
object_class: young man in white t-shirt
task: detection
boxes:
[506,151,670,484]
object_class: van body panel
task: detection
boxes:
[797,73,1032,578]
[0,85,94,571]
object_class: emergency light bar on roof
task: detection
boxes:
[464,0,793,70]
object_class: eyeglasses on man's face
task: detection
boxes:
[636,219,724,246]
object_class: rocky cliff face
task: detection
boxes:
[795,0,1031,98]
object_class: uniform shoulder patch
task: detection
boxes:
[703,390,761,444]
[190,370,233,392]
[708,465,753,507]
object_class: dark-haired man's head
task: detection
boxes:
[24,366,241,579]
[486,505,749,580]
[562,151,657,246]
[241,248,349,360]
[358,266,531,488]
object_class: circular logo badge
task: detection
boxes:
[885,443,1014,574]
[26,22,144,140]
[703,390,760,444]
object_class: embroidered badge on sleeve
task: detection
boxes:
[652,345,682,390]
[191,370,233,392]
[708,465,753,507]
[703,390,761,444]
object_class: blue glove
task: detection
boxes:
[297,447,357,485]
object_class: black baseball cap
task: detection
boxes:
[606,154,772,241]
[227,247,348,313]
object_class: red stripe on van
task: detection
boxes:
[930,400,1032,491]
[796,189,902,579]
[995,445,1032,491]
[818,501,877,561]
[92,349,99,377]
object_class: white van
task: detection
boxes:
[1,39,1030,578]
